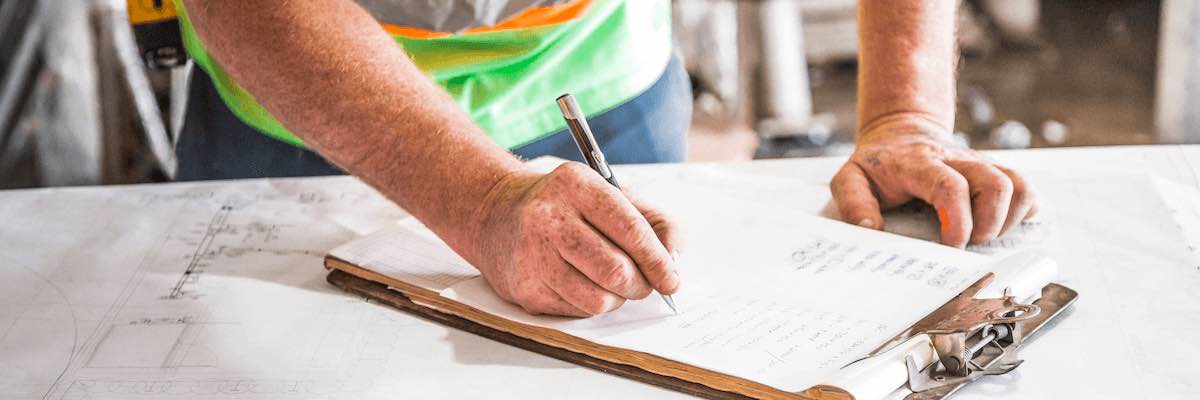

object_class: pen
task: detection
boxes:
[556,93,679,315]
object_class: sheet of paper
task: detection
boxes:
[551,153,1200,399]
[808,166,1200,400]
[337,176,999,392]
[7,145,1200,400]
[945,171,1200,400]
[0,177,691,400]
[334,224,478,291]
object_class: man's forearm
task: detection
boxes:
[857,0,957,136]
[183,0,523,259]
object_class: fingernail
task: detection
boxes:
[671,250,680,262]
[858,218,874,228]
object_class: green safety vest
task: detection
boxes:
[174,0,672,149]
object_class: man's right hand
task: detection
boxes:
[183,1,678,318]
[467,163,682,317]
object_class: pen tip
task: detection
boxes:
[662,294,678,315]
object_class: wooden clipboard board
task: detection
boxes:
[326,268,766,399]
[326,258,1074,400]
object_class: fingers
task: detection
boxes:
[906,162,973,248]
[997,166,1037,235]
[831,133,1031,247]
[543,259,627,316]
[830,163,884,230]
[585,195,680,295]
[555,219,654,300]
[563,166,679,295]
[516,283,593,317]
[946,160,1013,244]
[625,190,684,261]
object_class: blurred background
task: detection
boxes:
[0,0,1180,189]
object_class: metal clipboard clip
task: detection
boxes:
[862,254,1079,400]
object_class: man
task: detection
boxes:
[176,0,1035,317]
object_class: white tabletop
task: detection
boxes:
[2,145,1198,399]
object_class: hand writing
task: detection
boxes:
[468,163,682,317]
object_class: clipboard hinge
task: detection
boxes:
[864,271,1078,400]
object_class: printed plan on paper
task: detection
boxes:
[4,147,1200,399]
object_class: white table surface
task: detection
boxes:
[2,145,1198,399]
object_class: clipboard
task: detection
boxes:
[326,256,1077,400]
[326,268,762,400]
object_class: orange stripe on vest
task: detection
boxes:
[381,0,592,39]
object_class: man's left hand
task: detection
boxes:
[830,116,1038,248]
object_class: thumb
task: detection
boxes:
[831,162,885,230]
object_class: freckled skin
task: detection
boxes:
[831,0,1038,248]
[184,0,1024,316]
[474,163,681,316]
[184,0,680,317]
